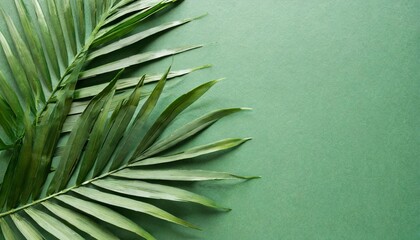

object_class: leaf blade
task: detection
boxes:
[60,0,77,55]
[132,138,251,166]
[132,79,220,158]
[46,0,69,66]
[32,83,77,199]
[25,208,84,240]
[0,218,16,240]
[80,45,202,79]
[93,75,145,175]
[48,75,118,194]
[110,68,169,170]
[0,31,35,113]
[56,195,156,240]
[9,119,34,207]
[10,214,43,240]
[74,65,210,102]
[75,93,113,184]
[0,71,23,120]
[14,0,52,90]
[75,0,86,45]
[105,0,163,24]
[31,0,61,78]
[94,1,172,46]
[89,17,197,60]
[94,179,229,210]
[42,201,119,240]
[1,9,46,106]
[141,108,249,159]
[113,169,257,181]
[73,187,199,229]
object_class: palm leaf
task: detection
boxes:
[0,0,256,239]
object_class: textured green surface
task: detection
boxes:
[1,0,419,239]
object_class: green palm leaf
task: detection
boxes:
[0,0,256,239]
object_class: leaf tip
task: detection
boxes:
[246,175,261,180]
[231,173,260,180]
[222,207,232,212]
[189,13,208,22]
[214,77,226,83]
[193,64,212,71]
[189,223,202,231]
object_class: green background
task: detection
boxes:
[1,0,420,239]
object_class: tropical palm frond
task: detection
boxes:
[0,0,256,239]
